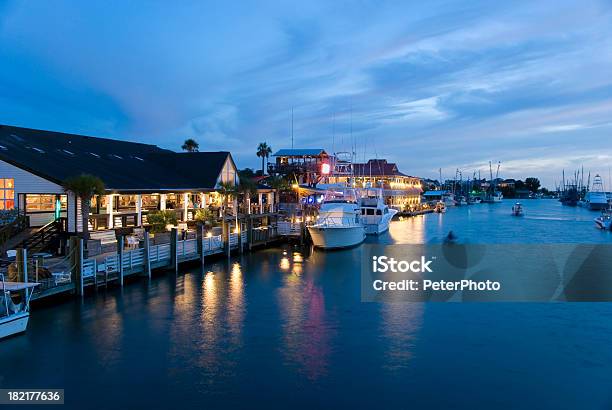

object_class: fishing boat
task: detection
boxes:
[308,190,365,249]
[358,188,398,235]
[585,175,609,211]
[511,202,524,216]
[434,201,446,213]
[442,192,457,206]
[1,275,38,340]
[594,206,612,230]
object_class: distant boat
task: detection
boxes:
[594,206,612,230]
[483,191,503,203]
[585,175,609,211]
[434,201,446,213]
[511,202,524,216]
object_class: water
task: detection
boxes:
[2,200,612,409]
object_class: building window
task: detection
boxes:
[26,194,66,212]
[0,179,15,210]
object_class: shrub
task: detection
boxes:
[194,208,217,226]
[147,210,178,233]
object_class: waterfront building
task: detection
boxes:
[267,148,330,186]
[0,124,259,233]
[327,159,422,210]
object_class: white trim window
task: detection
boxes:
[0,178,15,210]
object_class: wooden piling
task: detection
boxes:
[117,235,124,287]
[16,248,27,283]
[143,231,152,279]
[196,224,205,266]
[170,227,178,273]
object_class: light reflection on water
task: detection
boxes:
[2,199,612,408]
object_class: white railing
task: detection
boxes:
[229,233,238,247]
[149,244,171,263]
[202,235,223,253]
[122,248,145,270]
[241,231,248,244]
[312,216,360,227]
[278,221,301,235]
[82,258,96,278]
[104,254,120,274]
[177,239,198,258]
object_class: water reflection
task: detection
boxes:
[389,213,425,244]
[277,249,331,380]
[380,302,423,371]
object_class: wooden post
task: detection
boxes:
[143,231,152,279]
[70,238,84,295]
[196,223,205,266]
[16,248,27,283]
[170,227,178,273]
[118,235,124,287]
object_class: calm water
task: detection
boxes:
[2,200,612,409]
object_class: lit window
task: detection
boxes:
[0,179,15,210]
[26,194,65,212]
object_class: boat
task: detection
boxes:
[434,201,446,213]
[456,195,468,206]
[358,188,398,235]
[511,202,524,216]
[442,192,457,206]
[308,190,365,249]
[585,175,609,211]
[594,206,612,230]
[1,275,38,340]
[483,190,503,203]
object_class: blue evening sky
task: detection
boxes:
[1,0,611,188]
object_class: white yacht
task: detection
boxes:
[358,188,398,235]
[442,192,457,206]
[585,175,609,211]
[1,275,38,339]
[308,190,365,249]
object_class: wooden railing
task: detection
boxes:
[16,217,66,254]
[0,212,29,251]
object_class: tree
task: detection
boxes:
[525,177,541,193]
[62,174,105,240]
[267,175,289,206]
[256,142,272,175]
[181,138,199,152]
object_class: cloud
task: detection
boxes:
[0,0,611,187]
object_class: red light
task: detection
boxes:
[321,163,331,175]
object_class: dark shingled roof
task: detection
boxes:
[352,159,408,177]
[0,124,234,192]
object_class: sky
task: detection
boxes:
[1,0,611,189]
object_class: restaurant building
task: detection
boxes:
[0,124,244,232]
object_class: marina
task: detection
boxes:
[1,200,611,408]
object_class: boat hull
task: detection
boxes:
[308,226,365,249]
[0,312,29,339]
[588,202,609,211]
[363,210,397,235]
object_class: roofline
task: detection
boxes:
[0,156,63,185]
[0,123,160,149]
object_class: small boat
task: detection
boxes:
[308,190,365,249]
[594,207,612,230]
[483,190,503,203]
[511,202,524,216]
[434,201,446,213]
[442,192,457,207]
[358,188,398,235]
[1,275,38,340]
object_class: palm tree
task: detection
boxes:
[237,177,257,214]
[181,138,199,152]
[62,174,105,240]
[256,142,272,175]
